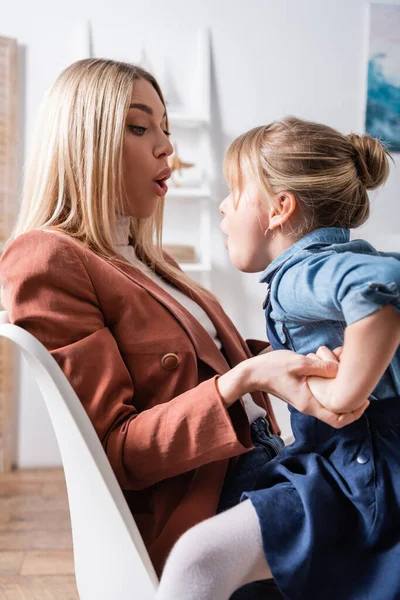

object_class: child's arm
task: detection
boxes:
[308,305,400,413]
[276,250,400,412]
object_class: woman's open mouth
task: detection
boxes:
[153,178,169,196]
[153,167,172,197]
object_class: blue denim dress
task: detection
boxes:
[243,228,400,600]
[218,418,285,600]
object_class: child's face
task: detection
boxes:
[219,179,272,273]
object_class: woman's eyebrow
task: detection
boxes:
[129,103,167,118]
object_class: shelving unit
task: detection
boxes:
[167,187,211,199]
[163,28,213,289]
[168,113,209,128]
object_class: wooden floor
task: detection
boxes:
[0,468,79,599]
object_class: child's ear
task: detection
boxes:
[269,192,297,230]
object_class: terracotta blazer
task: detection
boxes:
[0,229,279,574]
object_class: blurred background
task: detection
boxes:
[1,0,399,467]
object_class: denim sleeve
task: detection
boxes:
[276,251,400,325]
[379,251,400,261]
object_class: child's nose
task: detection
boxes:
[219,197,228,214]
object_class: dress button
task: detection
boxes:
[356,454,369,465]
[161,353,180,370]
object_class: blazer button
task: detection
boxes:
[161,353,180,370]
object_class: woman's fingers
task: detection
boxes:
[312,400,369,429]
[292,356,338,379]
[315,346,339,363]
[337,401,370,425]
[257,351,365,430]
[308,346,343,363]
[333,346,343,359]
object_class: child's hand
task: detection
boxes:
[306,346,370,416]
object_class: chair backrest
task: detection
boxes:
[0,311,158,600]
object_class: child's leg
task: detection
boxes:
[156,499,272,600]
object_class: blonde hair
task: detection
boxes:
[224,116,391,235]
[10,58,209,297]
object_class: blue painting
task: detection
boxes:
[366,4,400,152]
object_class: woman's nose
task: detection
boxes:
[155,136,174,159]
[165,137,174,157]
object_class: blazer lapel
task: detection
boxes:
[107,255,270,422]
[171,279,270,414]
[110,260,230,375]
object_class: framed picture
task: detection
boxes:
[365,3,400,152]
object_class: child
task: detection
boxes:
[156,117,400,600]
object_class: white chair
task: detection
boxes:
[0,310,158,600]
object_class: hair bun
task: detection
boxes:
[346,133,391,190]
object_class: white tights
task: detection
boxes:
[155,499,272,600]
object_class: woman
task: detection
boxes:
[0,60,365,596]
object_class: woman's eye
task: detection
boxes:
[163,130,171,137]
[128,125,147,136]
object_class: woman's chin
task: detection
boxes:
[124,201,160,219]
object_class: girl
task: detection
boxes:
[156,117,400,600]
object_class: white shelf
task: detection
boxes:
[168,113,209,128]
[167,187,211,199]
[164,29,212,290]
[179,262,212,273]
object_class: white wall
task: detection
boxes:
[1,0,399,465]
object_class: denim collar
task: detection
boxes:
[259,227,350,284]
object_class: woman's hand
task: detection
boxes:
[306,346,340,411]
[217,348,368,429]
[306,346,370,416]
[247,349,368,428]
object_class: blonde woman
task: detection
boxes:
[156,118,400,600]
[0,62,362,600]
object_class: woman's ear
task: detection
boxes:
[268,192,297,230]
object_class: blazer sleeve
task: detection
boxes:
[246,339,271,355]
[0,232,252,490]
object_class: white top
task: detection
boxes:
[114,214,266,424]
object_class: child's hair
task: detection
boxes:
[224,116,391,235]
